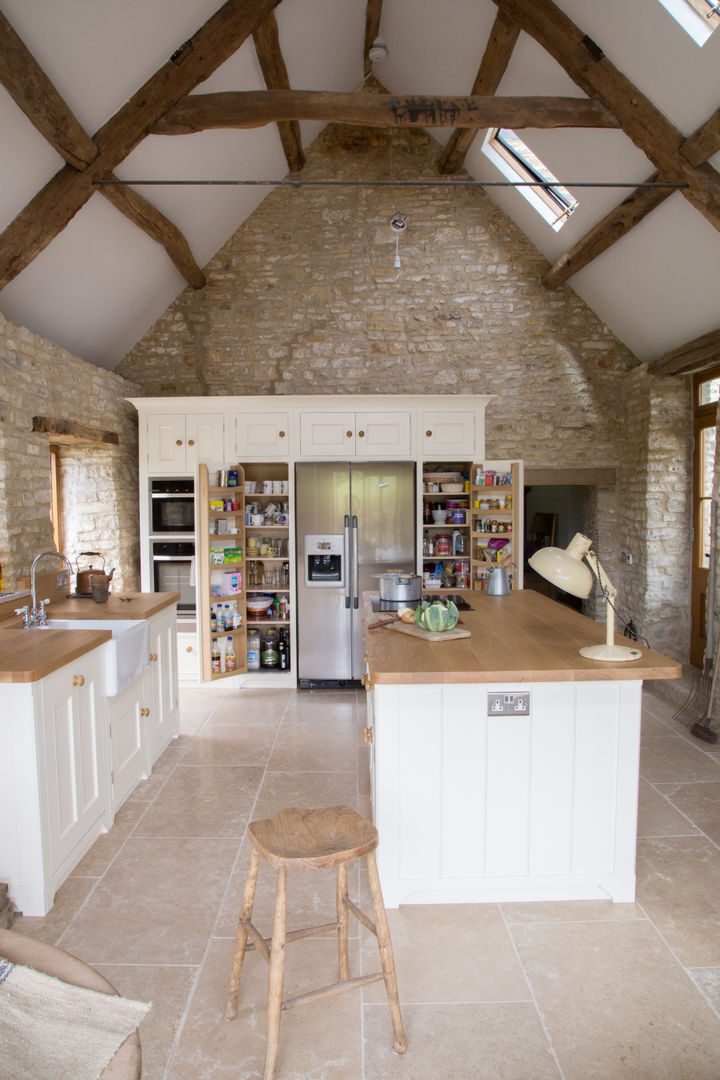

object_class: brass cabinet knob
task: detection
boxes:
[149,653,158,662]
[279,430,286,438]
[426,430,432,437]
[188,439,195,446]
[186,646,193,653]
[363,726,374,744]
[72,674,85,687]
[140,707,150,717]
[358,430,365,437]
[176,439,183,446]
[346,430,353,438]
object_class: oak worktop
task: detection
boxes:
[0,592,180,683]
[363,590,681,685]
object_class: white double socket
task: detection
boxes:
[488,691,530,716]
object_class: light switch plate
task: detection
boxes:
[488,691,530,716]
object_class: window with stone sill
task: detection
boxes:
[481,128,578,232]
[656,0,720,45]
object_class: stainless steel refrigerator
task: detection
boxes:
[295,461,416,686]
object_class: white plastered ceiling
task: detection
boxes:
[0,0,718,369]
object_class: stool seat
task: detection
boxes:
[249,805,378,869]
[226,804,406,1080]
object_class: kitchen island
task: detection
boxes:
[0,591,180,916]
[362,590,681,907]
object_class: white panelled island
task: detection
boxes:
[362,590,680,908]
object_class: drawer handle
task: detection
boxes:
[363,726,373,744]
[188,439,195,447]
[72,674,85,687]
[149,653,158,662]
[176,439,183,446]
[358,430,365,437]
[346,430,353,438]
[140,707,150,717]
[279,430,286,438]
[426,430,432,437]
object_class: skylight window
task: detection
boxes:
[481,129,578,232]
[656,0,720,45]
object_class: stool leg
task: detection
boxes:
[366,851,407,1055]
[264,866,287,1080]
[225,845,261,1021]
[336,861,349,981]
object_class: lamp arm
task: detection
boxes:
[584,551,617,649]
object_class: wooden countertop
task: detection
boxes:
[363,591,682,685]
[0,592,179,684]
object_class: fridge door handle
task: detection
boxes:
[344,515,351,609]
[352,514,359,609]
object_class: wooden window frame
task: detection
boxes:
[49,444,63,553]
[482,128,578,231]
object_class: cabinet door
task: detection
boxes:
[186,413,224,468]
[147,608,179,765]
[421,410,476,458]
[146,413,187,472]
[177,630,198,681]
[355,411,412,456]
[299,411,356,456]
[232,410,289,458]
[40,650,109,875]
[108,673,147,812]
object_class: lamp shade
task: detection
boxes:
[528,533,594,598]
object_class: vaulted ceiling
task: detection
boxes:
[0,0,718,376]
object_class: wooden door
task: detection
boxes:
[690,419,716,667]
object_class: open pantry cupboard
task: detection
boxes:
[420,460,523,593]
[197,462,293,684]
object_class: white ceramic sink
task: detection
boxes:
[28,619,150,696]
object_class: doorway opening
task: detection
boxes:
[523,483,591,611]
[690,366,720,669]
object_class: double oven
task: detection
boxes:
[149,479,196,615]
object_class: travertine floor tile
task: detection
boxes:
[59,837,238,965]
[134,764,263,838]
[179,721,279,765]
[690,967,720,1013]
[637,777,702,838]
[640,736,720,783]
[363,1002,560,1079]
[512,919,720,1079]
[269,720,359,771]
[636,836,720,966]
[501,898,644,924]
[96,963,197,1080]
[252,770,359,820]
[362,903,528,1004]
[13,875,96,944]
[654,780,720,845]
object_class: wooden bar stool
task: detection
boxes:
[225,805,407,1080]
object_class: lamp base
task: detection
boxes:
[579,643,642,662]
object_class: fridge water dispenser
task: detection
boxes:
[305,535,344,587]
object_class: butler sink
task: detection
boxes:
[25,619,150,696]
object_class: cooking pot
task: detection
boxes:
[375,572,422,603]
[75,552,115,597]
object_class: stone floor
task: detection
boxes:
[13,681,720,1079]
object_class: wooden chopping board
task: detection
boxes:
[373,619,470,643]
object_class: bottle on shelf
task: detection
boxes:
[261,628,279,669]
[278,630,288,671]
[225,637,236,671]
[247,630,260,671]
[210,606,217,633]
[211,639,221,674]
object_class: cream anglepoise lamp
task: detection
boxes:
[529,533,642,662]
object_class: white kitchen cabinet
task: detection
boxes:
[421,409,477,458]
[146,412,224,473]
[108,672,148,811]
[229,410,289,459]
[299,409,412,457]
[146,606,179,764]
[177,628,198,681]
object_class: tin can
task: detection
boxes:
[435,533,451,555]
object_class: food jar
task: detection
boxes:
[261,628,280,668]
[435,533,452,555]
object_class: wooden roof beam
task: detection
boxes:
[364,0,384,77]
[437,11,521,175]
[646,327,720,377]
[253,12,305,172]
[491,0,720,234]
[0,10,97,169]
[152,91,620,133]
[0,0,281,293]
[681,104,720,167]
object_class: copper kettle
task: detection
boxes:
[75,552,115,596]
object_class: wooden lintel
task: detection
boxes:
[0,10,97,169]
[542,173,671,289]
[364,0,384,77]
[646,327,720,377]
[437,11,521,175]
[0,0,281,292]
[33,416,120,446]
[524,467,617,486]
[491,0,720,235]
[100,178,206,289]
[253,13,305,172]
[152,90,620,134]
[681,104,720,167]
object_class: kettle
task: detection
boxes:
[75,552,115,596]
[486,566,511,596]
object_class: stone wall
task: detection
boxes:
[0,312,140,594]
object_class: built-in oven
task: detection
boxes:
[151,541,195,615]
[150,478,195,535]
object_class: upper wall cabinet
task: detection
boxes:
[146,413,224,473]
[229,410,289,459]
[299,410,412,458]
[421,409,478,458]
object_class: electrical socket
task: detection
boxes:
[487,692,530,716]
[621,552,633,565]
